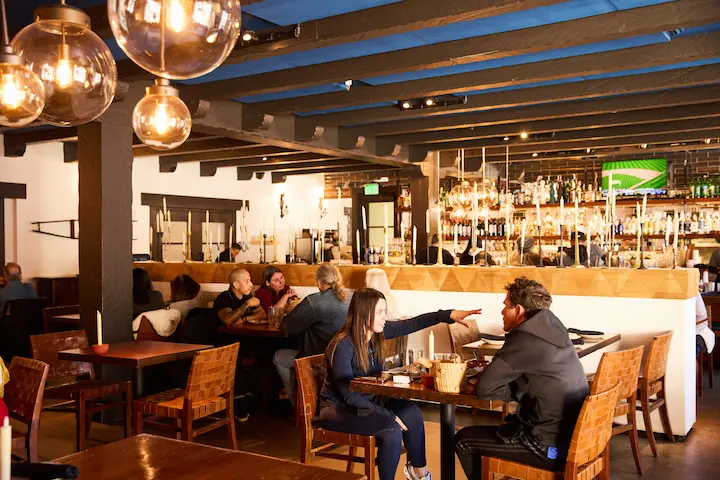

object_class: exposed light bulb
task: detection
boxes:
[503,136,510,141]
[0,73,24,108]
[705,138,712,144]
[520,132,528,139]
[168,0,186,33]
[640,144,648,149]
[133,79,191,151]
[532,152,538,157]
[242,31,254,42]
[401,101,411,109]
[55,57,73,89]
[152,102,171,135]
[344,79,352,87]
[425,98,434,106]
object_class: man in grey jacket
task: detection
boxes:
[455,277,589,479]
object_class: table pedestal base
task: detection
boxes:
[440,403,456,480]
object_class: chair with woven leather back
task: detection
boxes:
[481,382,620,480]
[589,346,645,474]
[636,331,675,457]
[447,321,480,361]
[134,343,239,448]
[4,357,49,462]
[1,298,47,361]
[295,354,377,480]
[29,330,133,452]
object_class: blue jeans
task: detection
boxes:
[317,399,426,480]
[273,349,299,406]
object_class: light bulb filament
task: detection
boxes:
[0,74,25,109]
[153,102,170,135]
[55,58,73,89]
[168,0,185,33]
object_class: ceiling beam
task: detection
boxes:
[267,164,400,183]
[251,31,720,114]
[239,159,364,175]
[183,0,720,100]
[345,84,720,137]
[164,145,302,164]
[385,103,720,145]
[199,154,341,176]
[480,146,720,165]
[312,64,720,126]
[133,138,256,157]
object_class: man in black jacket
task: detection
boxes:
[455,277,589,478]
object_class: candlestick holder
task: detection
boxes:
[426,233,431,266]
[672,246,678,269]
[638,224,647,270]
[558,225,565,268]
[536,226,544,268]
[483,231,489,267]
[262,234,267,264]
[272,235,279,263]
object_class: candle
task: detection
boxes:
[560,197,564,224]
[96,310,103,345]
[412,225,417,261]
[436,206,442,265]
[167,210,171,229]
[429,331,435,361]
[362,206,367,230]
[205,210,210,256]
[520,218,526,264]
[642,194,648,222]
[1,417,10,480]
[453,223,458,255]
[155,212,160,233]
[188,211,192,235]
[673,214,679,253]
[183,231,187,259]
[149,226,153,251]
[665,215,671,247]
[229,225,233,247]
[426,209,430,234]
[273,216,276,241]
[356,229,361,263]
[637,217,642,264]
[217,225,221,250]
[535,198,541,227]
[384,204,389,265]
[162,197,167,218]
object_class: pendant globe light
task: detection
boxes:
[108,0,242,80]
[133,78,191,151]
[447,149,475,214]
[11,2,117,126]
[477,147,499,208]
[0,0,45,127]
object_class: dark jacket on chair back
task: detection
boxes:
[475,309,589,453]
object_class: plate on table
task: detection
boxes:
[246,318,269,325]
[478,333,505,345]
[569,333,581,341]
[482,338,505,346]
[579,333,606,342]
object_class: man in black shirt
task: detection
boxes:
[214,268,265,326]
[216,243,242,263]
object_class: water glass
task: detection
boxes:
[268,306,282,327]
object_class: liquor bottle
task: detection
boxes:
[557,176,564,204]
[549,181,556,204]
[563,177,570,203]
[702,175,710,198]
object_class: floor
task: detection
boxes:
[15,373,720,479]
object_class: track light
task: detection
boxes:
[262,156,268,161]
[503,136,510,141]
[395,95,467,110]
[640,144,648,149]
[425,98,434,106]
[401,101,411,109]
[705,138,712,144]
[531,153,538,157]
[242,31,254,42]
[520,132,528,139]
[586,148,591,153]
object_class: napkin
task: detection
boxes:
[12,462,79,479]
[567,328,604,336]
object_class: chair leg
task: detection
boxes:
[708,352,714,389]
[627,393,643,475]
[175,419,183,440]
[657,385,674,443]
[639,386,658,457]
[77,396,86,452]
[84,401,93,440]
[481,457,492,480]
[697,356,703,398]
[25,432,39,463]
[181,410,193,442]
[300,431,312,464]
[346,446,356,472]
[599,446,611,480]
[364,438,376,480]
[226,394,238,450]
[133,402,143,436]
[124,385,132,439]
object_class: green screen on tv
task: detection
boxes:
[601,158,667,193]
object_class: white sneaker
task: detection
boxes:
[404,464,432,480]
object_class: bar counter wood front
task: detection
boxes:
[138,262,699,437]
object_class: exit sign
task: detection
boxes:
[364,183,379,195]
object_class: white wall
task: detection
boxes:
[1,142,79,278]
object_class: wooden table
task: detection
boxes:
[463,333,622,359]
[351,379,505,480]
[58,341,211,397]
[52,434,366,480]
[218,321,287,338]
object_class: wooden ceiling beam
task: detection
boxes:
[183,0,719,100]
[387,103,720,145]
[164,145,302,164]
[313,63,720,126]
[480,146,720,164]
[240,159,364,175]
[133,138,256,157]
[345,84,720,137]
[268,164,400,183]
[251,31,720,114]
[199,154,341,176]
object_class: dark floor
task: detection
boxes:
[17,373,720,479]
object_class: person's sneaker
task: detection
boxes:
[234,412,250,423]
[234,395,251,423]
[404,464,431,480]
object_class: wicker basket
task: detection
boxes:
[433,360,467,393]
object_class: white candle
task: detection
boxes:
[665,215,671,247]
[96,310,103,345]
[217,225,221,250]
[149,226,153,251]
[356,229,361,263]
[429,331,435,361]
[187,211,192,235]
[183,231,187,259]
[167,209,171,229]
[162,197,167,218]
[205,210,210,255]
[155,212,160,233]
[273,216,276,240]
[642,194,648,222]
[384,204,389,265]
[535,198,541,228]
[453,224,458,255]
[426,209,430,234]
[436,207,442,265]
[520,218,526,264]
[229,225,233,246]
[673,215,679,253]
[362,206,367,230]
[412,225,417,259]
[560,197,564,224]
[636,217,641,263]
[0,417,10,480]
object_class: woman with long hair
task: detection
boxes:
[255,265,297,312]
[132,268,165,318]
[319,288,480,480]
[274,263,349,406]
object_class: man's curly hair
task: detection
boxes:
[504,276,552,317]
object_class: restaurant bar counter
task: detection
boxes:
[138,262,699,437]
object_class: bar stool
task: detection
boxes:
[637,331,674,456]
[481,383,620,480]
[589,346,645,474]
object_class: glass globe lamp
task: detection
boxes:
[448,180,474,211]
[0,46,45,127]
[133,79,191,151]
[11,5,117,126]
[477,178,499,208]
[108,0,242,80]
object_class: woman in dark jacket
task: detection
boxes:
[132,268,165,318]
[318,288,480,480]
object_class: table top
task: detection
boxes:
[218,321,287,338]
[350,378,505,410]
[58,341,212,368]
[52,434,366,480]
[463,333,621,359]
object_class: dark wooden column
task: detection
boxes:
[77,120,134,344]
[410,175,430,252]
[0,183,27,269]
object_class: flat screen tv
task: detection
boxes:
[601,158,667,195]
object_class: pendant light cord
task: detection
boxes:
[1,0,9,46]
[160,0,167,72]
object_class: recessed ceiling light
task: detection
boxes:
[586,148,591,153]
[705,138,712,144]
[520,132,528,139]
[503,136,510,141]
[242,31,254,42]
[425,98,434,106]
[262,157,268,161]
[401,101,411,109]
[640,144,648,149]
[532,153,538,157]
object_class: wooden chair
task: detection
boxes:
[295,354,377,480]
[4,357,49,462]
[697,349,714,398]
[41,305,80,333]
[134,343,239,448]
[29,330,133,452]
[636,331,674,456]
[1,298,47,361]
[589,346,645,474]
[447,321,480,361]
[481,382,620,480]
